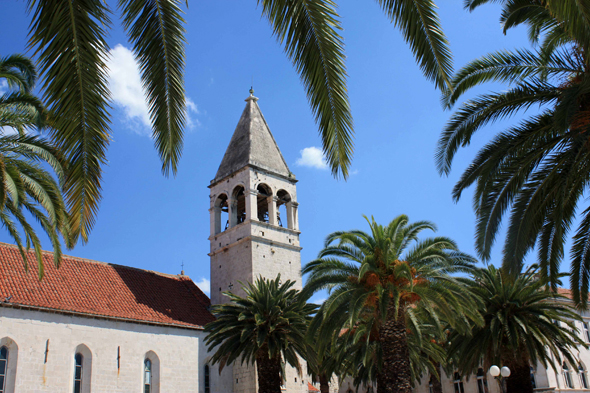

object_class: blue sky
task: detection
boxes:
[1,1,542,299]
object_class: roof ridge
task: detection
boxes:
[0,241,186,280]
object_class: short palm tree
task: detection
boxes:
[204,275,316,393]
[0,54,71,278]
[435,0,590,305]
[303,215,481,393]
[22,0,453,242]
[448,265,585,393]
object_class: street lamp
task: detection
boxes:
[489,365,511,393]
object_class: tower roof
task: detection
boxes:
[214,92,291,182]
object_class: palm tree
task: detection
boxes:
[435,0,590,306]
[0,54,71,278]
[204,275,316,393]
[303,215,481,393]
[305,328,341,393]
[22,0,453,242]
[448,265,585,393]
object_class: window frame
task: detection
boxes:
[0,346,8,393]
[453,372,465,393]
[476,367,487,393]
[204,364,210,393]
[564,362,574,389]
[144,358,152,393]
[580,363,589,389]
[73,353,83,393]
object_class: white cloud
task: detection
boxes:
[107,45,151,134]
[185,97,201,130]
[194,277,210,295]
[295,146,328,170]
[311,296,327,305]
[0,80,7,95]
[107,44,200,135]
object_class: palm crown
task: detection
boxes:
[448,265,586,393]
[204,275,316,393]
[303,215,480,392]
[0,54,70,278]
[435,0,590,305]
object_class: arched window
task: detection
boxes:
[0,338,17,393]
[0,346,7,393]
[563,362,574,388]
[476,367,488,393]
[143,351,160,393]
[276,190,292,228]
[213,194,229,234]
[579,363,588,388]
[204,364,210,393]
[453,372,465,393]
[256,184,272,223]
[72,344,92,393]
[531,366,537,389]
[231,186,246,226]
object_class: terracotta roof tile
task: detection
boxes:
[0,243,214,328]
[308,382,320,392]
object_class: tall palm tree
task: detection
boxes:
[22,0,453,243]
[303,215,481,393]
[448,265,585,393]
[435,0,590,306]
[0,54,71,278]
[204,275,316,393]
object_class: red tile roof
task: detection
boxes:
[0,242,214,329]
[308,382,320,392]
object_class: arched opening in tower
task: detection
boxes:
[214,194,229,233]
[231,185,246,226]
[256,184,272,223]
[277,190,292,229]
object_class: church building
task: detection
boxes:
[0,92,315,393]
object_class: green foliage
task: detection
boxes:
[448,265,585,375]
[204,275,316,376]
[21,0,454,239]
[0,54,71,279]
[303,215,481,389]
[437,0,590,306]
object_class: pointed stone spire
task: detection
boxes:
[213,91,291,182]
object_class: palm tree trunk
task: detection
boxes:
[377,303,412,393]
[504,362,533,393]
[429,362,443,393]
[256,350,282,393]
[319,374,330,393]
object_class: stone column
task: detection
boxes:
[245,189,258,222]
[210,206,221,235]
[229,199,238,228]
[286,201,294,230]
[268,196,278,226]
[292,202,299,230]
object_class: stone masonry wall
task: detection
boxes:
[0,307,227,393]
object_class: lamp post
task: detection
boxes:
[489,365,511,393]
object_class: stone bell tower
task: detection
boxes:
[208,91,306,393]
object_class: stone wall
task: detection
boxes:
[0,307,229,393]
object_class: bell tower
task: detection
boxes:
[208,91,306,393]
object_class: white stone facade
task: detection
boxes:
[0,306,232,393]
